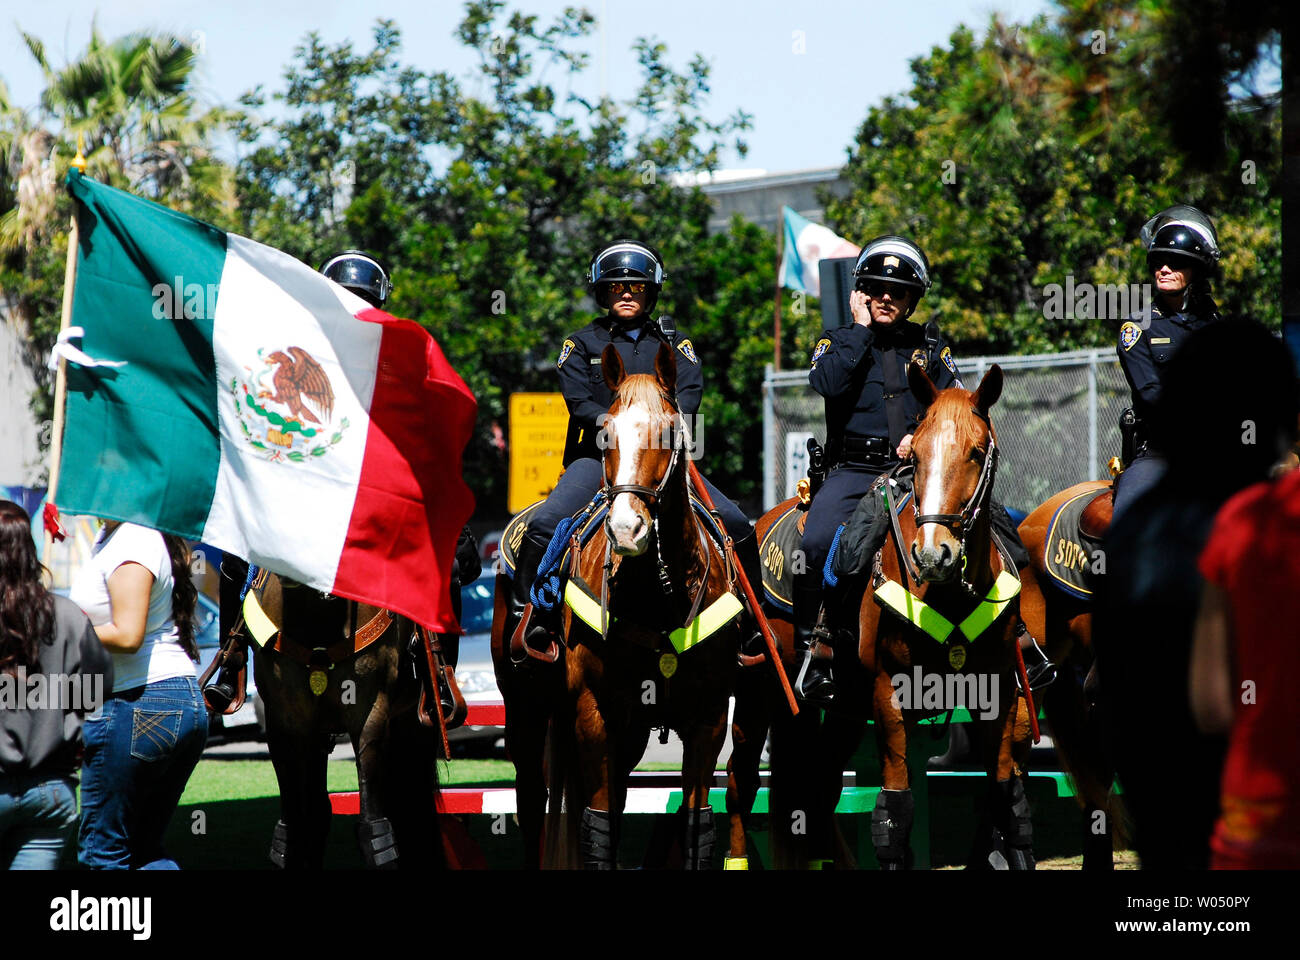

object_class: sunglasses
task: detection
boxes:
[607,282,647,296]
[857,280,912,300]
[1147,255,1193,272]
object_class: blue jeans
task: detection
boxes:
[78,675,208,870]
[0,770,79,869]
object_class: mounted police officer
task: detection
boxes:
[508,239,761,659]
[794,236,1032,705]
[206,250,476,722]
[1113,205,1223,523]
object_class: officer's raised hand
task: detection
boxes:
[850,289,873,327]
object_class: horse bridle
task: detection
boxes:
[911,416,999,592]
[597,413,712,636]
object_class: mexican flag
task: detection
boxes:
[778,206,860,298]
[55,171,476,632]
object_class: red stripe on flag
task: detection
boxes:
[332,310,476,631]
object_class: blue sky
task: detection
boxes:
[2,0,1061,173]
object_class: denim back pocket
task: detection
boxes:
[129,708,183,762]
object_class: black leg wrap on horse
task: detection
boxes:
[269,819,289,869]
[683,806,715,870]
[357,817,399,869]
[871,788,914,869]
[580,807,616,870]
[997,778,1035,870]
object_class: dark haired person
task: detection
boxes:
[1097,319,1298,869]
[71,521,207,869]
[0,501,112,869]
[1113,205,1223,523]
[507,239,757,659]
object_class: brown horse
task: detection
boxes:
[220,561,442,869]
[1017,479,1122,868]
[491,342,742,869]
[732,363,1041,869]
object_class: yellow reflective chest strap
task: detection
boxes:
[873,571,1021,644]
[565,578,611,636]
[669,592,744,654]
[242,590,280,646]
[564,579,744,653]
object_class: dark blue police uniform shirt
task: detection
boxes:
[808,318,961,452]
[556,315,702,466]
[1116,301,1219,424]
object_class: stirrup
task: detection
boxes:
[1015,627,1057,694]
[509,603,560,666]
[794,643,836,706]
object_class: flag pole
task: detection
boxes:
[773,214,784,370]
[44,138,87,554]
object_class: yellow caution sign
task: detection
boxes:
[508,392,568,514]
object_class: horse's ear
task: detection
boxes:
[908,361,939,406]
[972,364,1003,415]
[654,340,677,396]
[602,344,625,392]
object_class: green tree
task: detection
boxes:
[0,25,236,446]
[235,4,771,516]
[825,1,1281,357]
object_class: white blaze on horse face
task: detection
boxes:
[918,421,958,552]
[608,404,652,553]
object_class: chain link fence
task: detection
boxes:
[763,348,1131,513]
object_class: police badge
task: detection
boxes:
[810,338,831,368]
[1119,322,1143,351]
[910,348,927,371]
[676,339,698,364]
[557,339,575,367]
[940,346,958,375]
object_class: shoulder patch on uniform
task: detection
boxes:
[910,348,927,370]
[940,345,958,375]
[1119,322,1143,351]
[676,338,698,364]
[557,339,576,368]
[810,338,831,368]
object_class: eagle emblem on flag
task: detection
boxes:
[234,346,349,462]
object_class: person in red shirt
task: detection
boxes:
[1192,462,1300,868]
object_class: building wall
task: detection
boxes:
[700,166,850,235]
[0,317,43,486]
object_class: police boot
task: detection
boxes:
[792,579,836,705]
[508,535,559,666]
[733,532,766,659]
[872,788,915,870]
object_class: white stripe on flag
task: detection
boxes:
[202,234,384,587]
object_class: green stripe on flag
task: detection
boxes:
[59,171,227,535]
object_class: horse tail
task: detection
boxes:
[1041,668,1126,844]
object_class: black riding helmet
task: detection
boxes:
[1140,205,1220,272]
[852,236,932,320]
[587,240,666,312]
[321,250,392,309]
